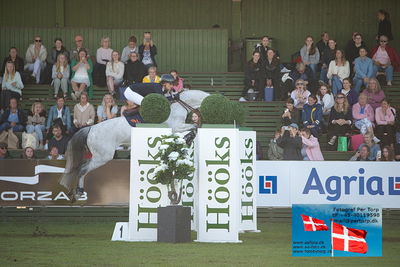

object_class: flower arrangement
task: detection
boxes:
[154,133,195,205]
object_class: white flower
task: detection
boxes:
[164,138,175,143]
[174,133,185,138]
[159,144,169,150]
[175,138,186,145]
[176,159,194,167]
[168,151,180,161]
[154,163,168,174]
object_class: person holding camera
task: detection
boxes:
[276,123,303,160]
[139,32,157,69]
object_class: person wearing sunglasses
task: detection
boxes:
[0,142,10,160]
[24,36,47,84]
[370,35,400,86]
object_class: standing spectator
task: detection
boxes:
[48,146,64,160]
[358,133,381,161]
[341,78,358,107]
[242,51,265,98]
[123,52,146,85]
[254,36,280,64]
[121,36,138,64]
[52,54,70,98]
[0,47,24,83]
[71,49,93,100]
[316,83,334,115]
[170,70,184,93]
[302,95,323,138]
[377,9,393,41]
[106,51,124,95]
[350,144,370,161]
[345,33,368,73]
[47,124,69,155]
[139,32,157,68]
[290,79,311,109]
[320,39,337,83]
[353,47,374,94]
[69,35,90,62]
[97,93,118,123]
[370,35,400,86]
[265,49,281,100]
[71,92,95,134]
[327,93,352,146]
[267,129,284,160]
[93,37,113,87]
[1,61,24,111]
[362,78,385,110]
[352,94,375,135]
[300,36,320,78]
[300,128,324,161]
[316,32,329,61]
[0,97,26,133]
[44,38,69,84]
[0,142,10,159]
[281,98,300,126]
[142,66,161,83]
[46,96,72,133]
[327,50,350,95]
[24,36,47,84]
[379,146,395,161]
[21,146,36,159]
[26,102,46,149]
[375,99,396,147]
[277,123,303,160]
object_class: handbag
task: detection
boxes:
[337,136,348,152]
[7,129,19,149]
[22,132,38,149]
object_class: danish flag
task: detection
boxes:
[332,222,368,254]
[300,214,329,231]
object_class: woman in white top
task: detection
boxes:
[1,61,24,110]
[290,79,311,109]
[71,49,92,101]
[316,83,334,115]
[52,54,70,98]
[94,37,113,86]
[97,93,118,123]
[106,51,124,95]
[24,36,47,84]
[327,49,350,95]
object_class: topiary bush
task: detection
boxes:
[227,101,245,126]
[200,94,231,124]
[140,93,171,123]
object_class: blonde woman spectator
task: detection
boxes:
[139,32,157,68]
[44,38,69,84]
[106,51,124,95]
[0,47,24,83]
[300,36,320,76]
[71,49,92,100]
[290,79,311,109]
[1,61,24,110]
[94,37,113,86]
[121,36,138,63]
[142,66,160,83]
[97,94,118,123]
[52,54,70,98]
[327,50,350,95]
[316,83,334,115]
[24,36,47,84]
[352,94,375,135]
[71,92,95,134]
[26,102,46,148]
[362,78,385,110]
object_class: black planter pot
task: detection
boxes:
[157,205,191,243]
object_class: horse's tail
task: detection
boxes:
[59,127,91,191]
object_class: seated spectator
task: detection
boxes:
[362,78,385,110]
[300,128,324,161]
[44,38,69,84]
[93,37,113,86]
[254,36,280,63]
[71,92,95,134]
[106,50,124,95]
[316,83,334,115]
[0,47,24,83]
[375,99,396,147]
[139,32,157,68]
[290,79,311,109]
[320,39,336,83]
[283,62,314,97]
[46,96,72,133]
[26,102,46,149]
[242,51,265,98]
[353,47,374,94]
[52,54,70,98]
[69,35,90,62]
[267,129,284,160]
[21,146,36,159]
[302,95,323,137]
[170,70,185,93]
[121,36,138,64]
[300,36,320,77]
[350,144,370,161]
[71,49,93,100]
[358,133,381,161]
[379,145,395,161]
[123,52,146,85]
[327,50,350,95]
[1,61,24,111]
[0,142,10,159]
[277,123,302,160]
[97,93,118,123]
[370,35,400,86]
[142,66,161,83]
[352,94,375,135]
[316,32,329,61]
[0,97,26,133]
[327,93,352,146]
[24,36,47,84]
[345,33,368,74]
[48,146,64,160]
[281,98,300,126]
[265,49,281,100]
[47,123,69,155]
[341,78,358,107]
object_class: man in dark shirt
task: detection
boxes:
[47,124,70,155]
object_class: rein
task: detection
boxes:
[172,92,196,112]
